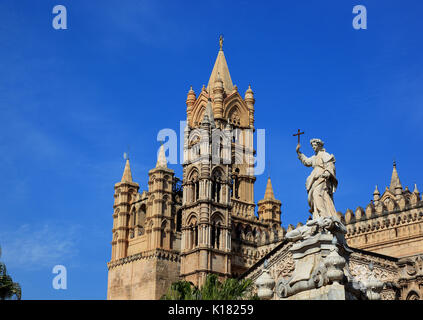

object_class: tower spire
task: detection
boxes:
[156,143,168,168]
[373,185,380,202]
[121,158,133,183]
[264,177,275,200]
[389,160,402,193]
[207,37,233,94]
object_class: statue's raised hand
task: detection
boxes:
[296,144,301,154]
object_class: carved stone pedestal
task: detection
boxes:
[283,282,346,300]
[255,216,385,300]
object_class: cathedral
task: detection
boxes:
[107,41,423,300]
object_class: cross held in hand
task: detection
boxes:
[293,129,304,144]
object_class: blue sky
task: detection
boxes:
[0,1,422,299]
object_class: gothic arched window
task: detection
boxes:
[211,222,221,249]
[272,206,278,220]
[193,224,198,247]
[195,181,199,201]
[211,213,223,249]
[211,222,216,248]
[235,224,243,242]
[176,209,182,232]
[138,204,146,226]
[229,107,241,126]
[188,170,199,203]
[232,168,240,199]
[211,169,223,203]
[162,196,168,216]
[187,215,198,249]
[160,221,167,248]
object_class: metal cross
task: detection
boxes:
[293,129,305,144]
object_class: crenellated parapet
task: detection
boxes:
[341,163,423,258]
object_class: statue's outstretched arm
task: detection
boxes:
[298,153,313,167]
[296,145,312,167]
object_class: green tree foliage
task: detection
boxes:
[0,246,21,300]
[161,274,258,300]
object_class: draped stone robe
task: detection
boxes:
[298,150,338,219]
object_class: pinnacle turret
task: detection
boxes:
[373,185,380,201]
[389,161,403,195]
[121,159,133,183]
[156,144,167,168]
[264,177,275,200]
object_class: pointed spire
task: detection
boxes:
[373,185,380,201]
[389,161,403,192]
[413,183,420,194]
[156,144,167,168]
[187,85,196,99]
[207,41,233,94]
[245,84,254,97]
[264,177,275,200]
[121,159,133,183]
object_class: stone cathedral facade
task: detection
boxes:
[107,43,423,300]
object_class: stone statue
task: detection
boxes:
[296,138,338,219]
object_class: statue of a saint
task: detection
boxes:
[296,139,338,219]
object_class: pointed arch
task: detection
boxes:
[223,93,249,127]
[211,168,224,203]
[235,223,244,241]
[190,92,210,127]
[187,168,200,202]
[186,212,198,226]
[138,203,146,226]
[176,208,182,232]
[211,213,223,249]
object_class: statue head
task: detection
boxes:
[310,138,325,152]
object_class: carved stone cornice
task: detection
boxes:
[107,249,180,269]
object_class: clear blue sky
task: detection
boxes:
[0,1,422,299]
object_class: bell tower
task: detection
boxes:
[180,39,259,285]
[145,144,176,251]
[181,98,232,285]
[111,158,140,261]
[257,177,282,227]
